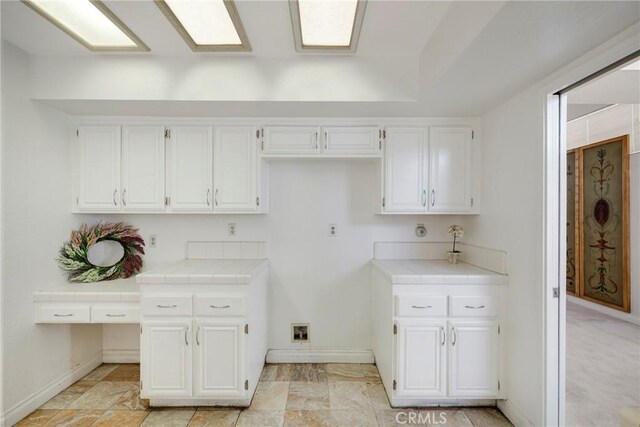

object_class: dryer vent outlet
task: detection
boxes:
[292,324,309,342]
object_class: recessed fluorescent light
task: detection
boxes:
[156,0,251,52]
[22,0,149,52]
[290,0,366,53]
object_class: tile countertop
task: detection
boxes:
[371,259,508,285]
[136,259,269,284]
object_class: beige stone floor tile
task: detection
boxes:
[328,381,372,410]
[186,410,240,427]
[286,382,330,411]
[110,384,149,411]
[103,364,141,382]
[284,410,377,426]
[15,409,61,426]
[92,410,150,427]
[140,409,196,427]
[81,364,119,381]
[65,380,99,394]
[326,364,363,382]
[463,408,513,427]
[260,364,293,382]
[67,381,135,410]
[40,391,84,409]
[290,364,327,382]
[361,364,382,383]
[367,383,391,410]
[236,410,284,427]
[250,382,290,410]
[43,409,104,427]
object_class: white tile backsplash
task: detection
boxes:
[187,241,267,260]
[373,241,507,274]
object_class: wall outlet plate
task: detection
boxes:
[228,223,237,237]
[415,224,427,237]
[329,224,337,237]
[148,235,157,248]
[292,323,310,342]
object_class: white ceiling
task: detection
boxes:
[2,0,639,116]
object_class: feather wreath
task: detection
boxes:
[57,222,145,283]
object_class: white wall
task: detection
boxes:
[1,42,103,420]
[567,105,640,323]
[97,160,468,355]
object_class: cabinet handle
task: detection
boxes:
[440,326,445,346]
[112,189,118,206]
[156,304,177,309]
[464,305,486,309]
[53,313,74,317]
[421,190,427,207]
[106,314,126,317]
[451,327,457,346]
[210,305,231,309]
[431,190,435,206]
[315,131,318,149]
[411,305,432,309]
[324,132,328,150]
[214,189,219,206]
[207,189,211,206]
[196,326,200,346]
[185,327,189,346]
[122,189,127,207]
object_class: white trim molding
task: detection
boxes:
[266,349,374,364]
[102,349,140,363]
[498,399,535,427]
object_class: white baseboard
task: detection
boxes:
[567,297,640,325]
[103,349,140,363]
[2,351,102,427]
[498,399,534,427]
[266,349,374,363]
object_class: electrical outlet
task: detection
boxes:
[228,223,237,237]
[329,224,337,237]
[149,235,157,248]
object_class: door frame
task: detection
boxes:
[541,27,639,426]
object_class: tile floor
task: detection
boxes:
[16,363,512,426]
[566,302,640,427]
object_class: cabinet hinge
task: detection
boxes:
[245,324,249,334]
[256,197,260,207]
[471,130,475,139]
[256,130,260,138]
[76,197,79,205]
[165,197,171,206]
[553,287,559,298]
[165,129,171,139]
[244,380,249,390]
[393,380,397,390]
[76,129,79,137]
[382,197,386,208]
[498,325,500,335]
[141,380,143,390]
[471,197,474,208]
[140,325,142,334]
[498,380,501,391]
[393,324,397,335]
[379,140,382,150]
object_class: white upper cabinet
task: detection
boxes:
[262,126,320,154]
[396,321,447,398]
[166,126,213,212]
[77,126,121,212]
[429,127,473,212]
[194,320,245,398]
[121,126,166,212]
[213,127,258,213]
[383,127,428,213]
[449,320,498,397]
[321,126,381,156]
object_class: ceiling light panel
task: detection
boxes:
[22,0,149,52]
[290,0,366,52]
[156,0,251,52]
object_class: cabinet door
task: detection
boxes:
[121,126,166,212]
[141,321,192,398]
[167,126,213,212]
[383,127,428,212]
[213,127,258,213]
[449,321,498,397]
[321,126,381,156]
[428,127,472,212]
[262,126,319,154]
[396,321,446,398]
[77,126,121,212]
[194,320,245,398]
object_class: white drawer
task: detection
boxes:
[92,306,140,323]
[450,296,498,317]
[142,295,192,317]
[195,296,246,317]
[39,305,90,323]
[396,295,447,317]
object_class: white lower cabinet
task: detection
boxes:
[194,320,245,397]
[141,321,192,397]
